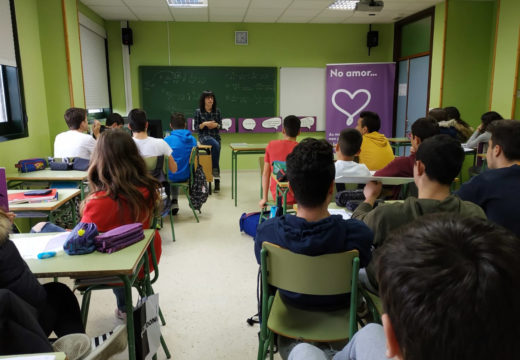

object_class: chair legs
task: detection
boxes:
[181,186,200,223]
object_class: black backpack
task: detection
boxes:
[189,152,209,211]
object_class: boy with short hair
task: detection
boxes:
[106,113,124,129]
[353,135,486,291]
[258,115,301,208]
[457,119,520,236]
[356,111,394,171]
[128,108,177,175]
[54,107,100,159]
[164,113,197,215]
[335,128,371,179]
[375,117,439,177]
[255,138,373,309]
[289,214,520,360]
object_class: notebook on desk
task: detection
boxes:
[8,188,58,204]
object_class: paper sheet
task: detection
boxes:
[11,233,68,259]
[328,208,352,220]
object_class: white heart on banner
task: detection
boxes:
[332,89,372,126]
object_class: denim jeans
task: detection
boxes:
[199,136,220,174]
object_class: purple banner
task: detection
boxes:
[326,63,395,144]
[187,118,236,133]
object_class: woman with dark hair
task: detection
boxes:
[466,111,503,149]
[193,90,222,192]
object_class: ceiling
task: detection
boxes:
[80,0,444,24]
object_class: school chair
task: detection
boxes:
[258,156,265,199]
[468,141,488,178]
[75,227,171,359]
[144,156,175,241]
[258,242,359,360]
[359,287,382,325]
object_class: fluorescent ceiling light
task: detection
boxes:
[328,0,359,10]
[166,0,208,8]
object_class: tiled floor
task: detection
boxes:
[75,170,265,359]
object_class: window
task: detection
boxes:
[79,14,110,111]
[0,0,28,142]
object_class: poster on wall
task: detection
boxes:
[326,63,395,144]
[237,116,318,133]
[187,118,236,133]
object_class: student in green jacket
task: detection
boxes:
[352,134,486,292]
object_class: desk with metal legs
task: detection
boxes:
[11,230,157,360]
[7,170,88,199]
[8,189,80,224]
[229,143,266,207]
[387,138,411,156]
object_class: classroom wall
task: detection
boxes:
[490,0,520,118]
[429,2,445,109]
[105,21,394,169]
[441,0,497,127]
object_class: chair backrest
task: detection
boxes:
[261,242,359,296]
[475,141,487,167]
[144,155,165,183]
[144,156,158,172]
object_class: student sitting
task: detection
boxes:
[335,128,371,178]
[128,108,177,176]
[33,130,163,321]
[375,117,439,177]
[105,112,124,129]
[444,106,473,142]
[54,107,101,159]
[164,112,197,215]
[255,138,373,358]
[356,111,394,171]
[352,134,486,292]
[259,115,301,208]
[0,209,126,358]
[465,111,503,149]
[457,119,520,237]
[428,107,458,139]
[255,138,373,308]
[289,215,520,360]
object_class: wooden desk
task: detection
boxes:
[7,169,88,199]
[229,143,267,207]
[11,230,155,360]
[335,176,414,185]
[387,138,411,156]
[8,189,81,224]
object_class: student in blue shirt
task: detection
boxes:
[164,113,197,215]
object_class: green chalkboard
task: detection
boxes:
[140,66,277,131]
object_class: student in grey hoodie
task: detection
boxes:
[352,135,486,291]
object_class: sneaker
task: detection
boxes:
[115,308,127,321]
[53,333,91,360]
[85,325,128,360]
[212,168,220,178]
[214,179,220,193]
[171,199,179,215]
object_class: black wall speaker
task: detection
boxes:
[367,30,379,48]
[122,27,133,46]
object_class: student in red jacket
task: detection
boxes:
[33,130,162,320]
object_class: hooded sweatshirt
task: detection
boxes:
[352,195,486,288]
[358,131,395,171]
[164,129,198,182]
[255,214,373,309]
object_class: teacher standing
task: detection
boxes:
[194,90,222,192]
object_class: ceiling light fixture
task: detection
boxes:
[166,0,208,8]
[328,0,359,10]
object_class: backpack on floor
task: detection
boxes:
[189,152,209,211]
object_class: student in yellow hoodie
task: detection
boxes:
[356,111,395,170]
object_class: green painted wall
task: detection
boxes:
[401,16,431,57]
[429,2,445,109]
[106,21,393,169]
[442,0,496,127]
[0,0,52,168]
[490,0,520,118]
